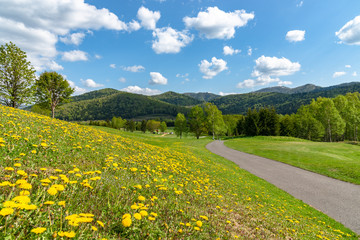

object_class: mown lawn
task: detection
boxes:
[224,136,360,185]
[0,106,358,239]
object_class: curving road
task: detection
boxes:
[206,140,360,234]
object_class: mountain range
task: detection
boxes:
[55,82,360,121]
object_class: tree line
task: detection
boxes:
[0,42,74,117]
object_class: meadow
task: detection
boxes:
[224,136,360,185]
[0,105,358,239]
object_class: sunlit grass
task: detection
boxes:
[0,106,358,239]
[225,136,360,185]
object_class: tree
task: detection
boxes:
[205,103,226,139]
[0,42,36,108]
[223,114,243,136]
[174,113,188,139]
[141,120,147,133]
[111,116,125,130]
[294,105,324,141]
[35,71,74,118]
[279,114,295,137]
[188,106,207,139]
[146,120,160,133]
[258,107,280,136]
[160,121,167,133]
[244,108,259,136]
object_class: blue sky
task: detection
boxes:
[1,0,360,96]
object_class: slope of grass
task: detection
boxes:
[0,106,358,239]
[224,136,360,185]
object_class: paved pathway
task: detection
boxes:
[206,140,360,234]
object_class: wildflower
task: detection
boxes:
[196,221,203,227]
[5,167,14,171]
[194,227,200,231]
[140,210,148,217]
[47,187,58,196]
[138,196,145,201]
[44,201,55,205]
[148,216,155,221]
[122,214,131,219]
[31,227,46,234]
[178,229,183,233]
[122,216,132,227]
[91,226,98,231]
[58,201,66,207]
[134,213,142,220]
[97,220,104,227]
[19,190,30,196]
[14,163,21,167]
[0,208,14,216]
[150,212,158,217]
[12,195,31,204]
[17,170,26,176]
[200,215,208,221]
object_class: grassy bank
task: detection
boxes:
[224,136,360,185]
[0,106,357,239]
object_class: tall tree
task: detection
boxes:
[244,108,259,136]
[189,106,207,139]
[35,71,74,118]
[141,120,147,133]
[294,105,324,141]
[0,42,36,108]
[205,102,226,139]
[258,107,280,136]
[160,121,167,133]
[146,120,160,133]
[174,113,188,139]
[279,114,295,137]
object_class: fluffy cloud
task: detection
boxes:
[199,57,228,79]
[0,0,132,71]
[345,65,352,68]
[237,56,300,88]
[67,80,87,95]
[81,79,104,88]
[286,30,305,42]
[149,72,168,85]
[137,6,160,30]
[183,7,254,39]
[152,27,193,54]
[110,64,116,69]
[336,16,360,45]
[127,20,141,32]
[353,71,358,77]
[62,50,88,62]
[248,47,252,56]
[60,32,86,45]
[118,77,126,83]
[223,46,241,55]
[122,65,145,72]
[121,85,161,95]
[333,71,346,78]
[219,92,237,96]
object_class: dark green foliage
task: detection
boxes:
[211,82,360,115]
[244,108,260,136]
[35,71,74,118]
[56,91,189,121]
[146,120,160,133]
[71,88,119,102]
[258,107,280,136]
[279,114,295,137]
[183,92,220,101]
[254,84,321,94]
[141,120,147,133]
[293,105,324,141]
[0,42,36,108]
[151,91,203,106]
[223,114,243,136]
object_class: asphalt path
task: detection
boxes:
[206,140,360,234]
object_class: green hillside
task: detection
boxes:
[183,92,220,101]
[56,91,189,121]
[71,88,119,102]
[150,91,203,106]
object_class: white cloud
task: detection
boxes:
[110,64,116,69]
[149,72,168,85]
[0,0,132,71]
[137,6,160,30]
[223,46,241,55]
[81,79,104,88]
[118,77,126,83]
[237,55,301,88]
[122,65,145,72]
[62,50,88,62]
[152,27,193,54]
[219,92,237,96]
[94,54,102,59]
[333,71,346,78]
[67,80,87,95]
[183,6,254,39]
[345,65,352,68]
[286,30,305,42]
[248,47,252,56]
[353,71,357,77]
[121,85,161,95]
[297,1,304,7]
[199,57,228,79]
[60,32,86,45]
[126,20,141,32]
[336,16,360,45]
[46,60,64,71]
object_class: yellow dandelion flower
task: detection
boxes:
[19,190,30,196]
[131,204,139,210]
[148,216,156,221]
[58,201,66,207]
[138,196,145,201]
[178,229,183,233]
[0,208,14,216]
[31,150,37,154]
[12,195,31,204]
[5,167,14,171]
[200,215,208,221]
[17,170,26,176]
[122,217,132,227]
[134,213,142,220]
[14,163,21,167]
[150,212,158,217]
[97,220,104,227]
[196,221,203,227]
[44,201,55,205]
[31,227,46,234]
[47,187,58,196]
[194,227,200,231]
[19,183,32,189]
[91,226,98,231]
[140,210,148,217]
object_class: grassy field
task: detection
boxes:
[224,136,360,185]
[0,106,358,239]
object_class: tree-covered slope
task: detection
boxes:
[183,92,220,102]
[212,82,360,115]
[56,91,189,121]
[254,84,321,94]
[151,91,203,106]
[71,88,120,102]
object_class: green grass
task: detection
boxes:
[224,136,360,185]
[0,106,358,239]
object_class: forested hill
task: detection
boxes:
[71,88,119,102]
[211,82,360,115]
[254,84,321,94]
[150,91,203,106]
[56,91,189,121]
[183,92,220,101]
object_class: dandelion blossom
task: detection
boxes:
[31,227,46,234]
[134,213,142,220]
[122,217,132,227]
[0,208,14,216]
